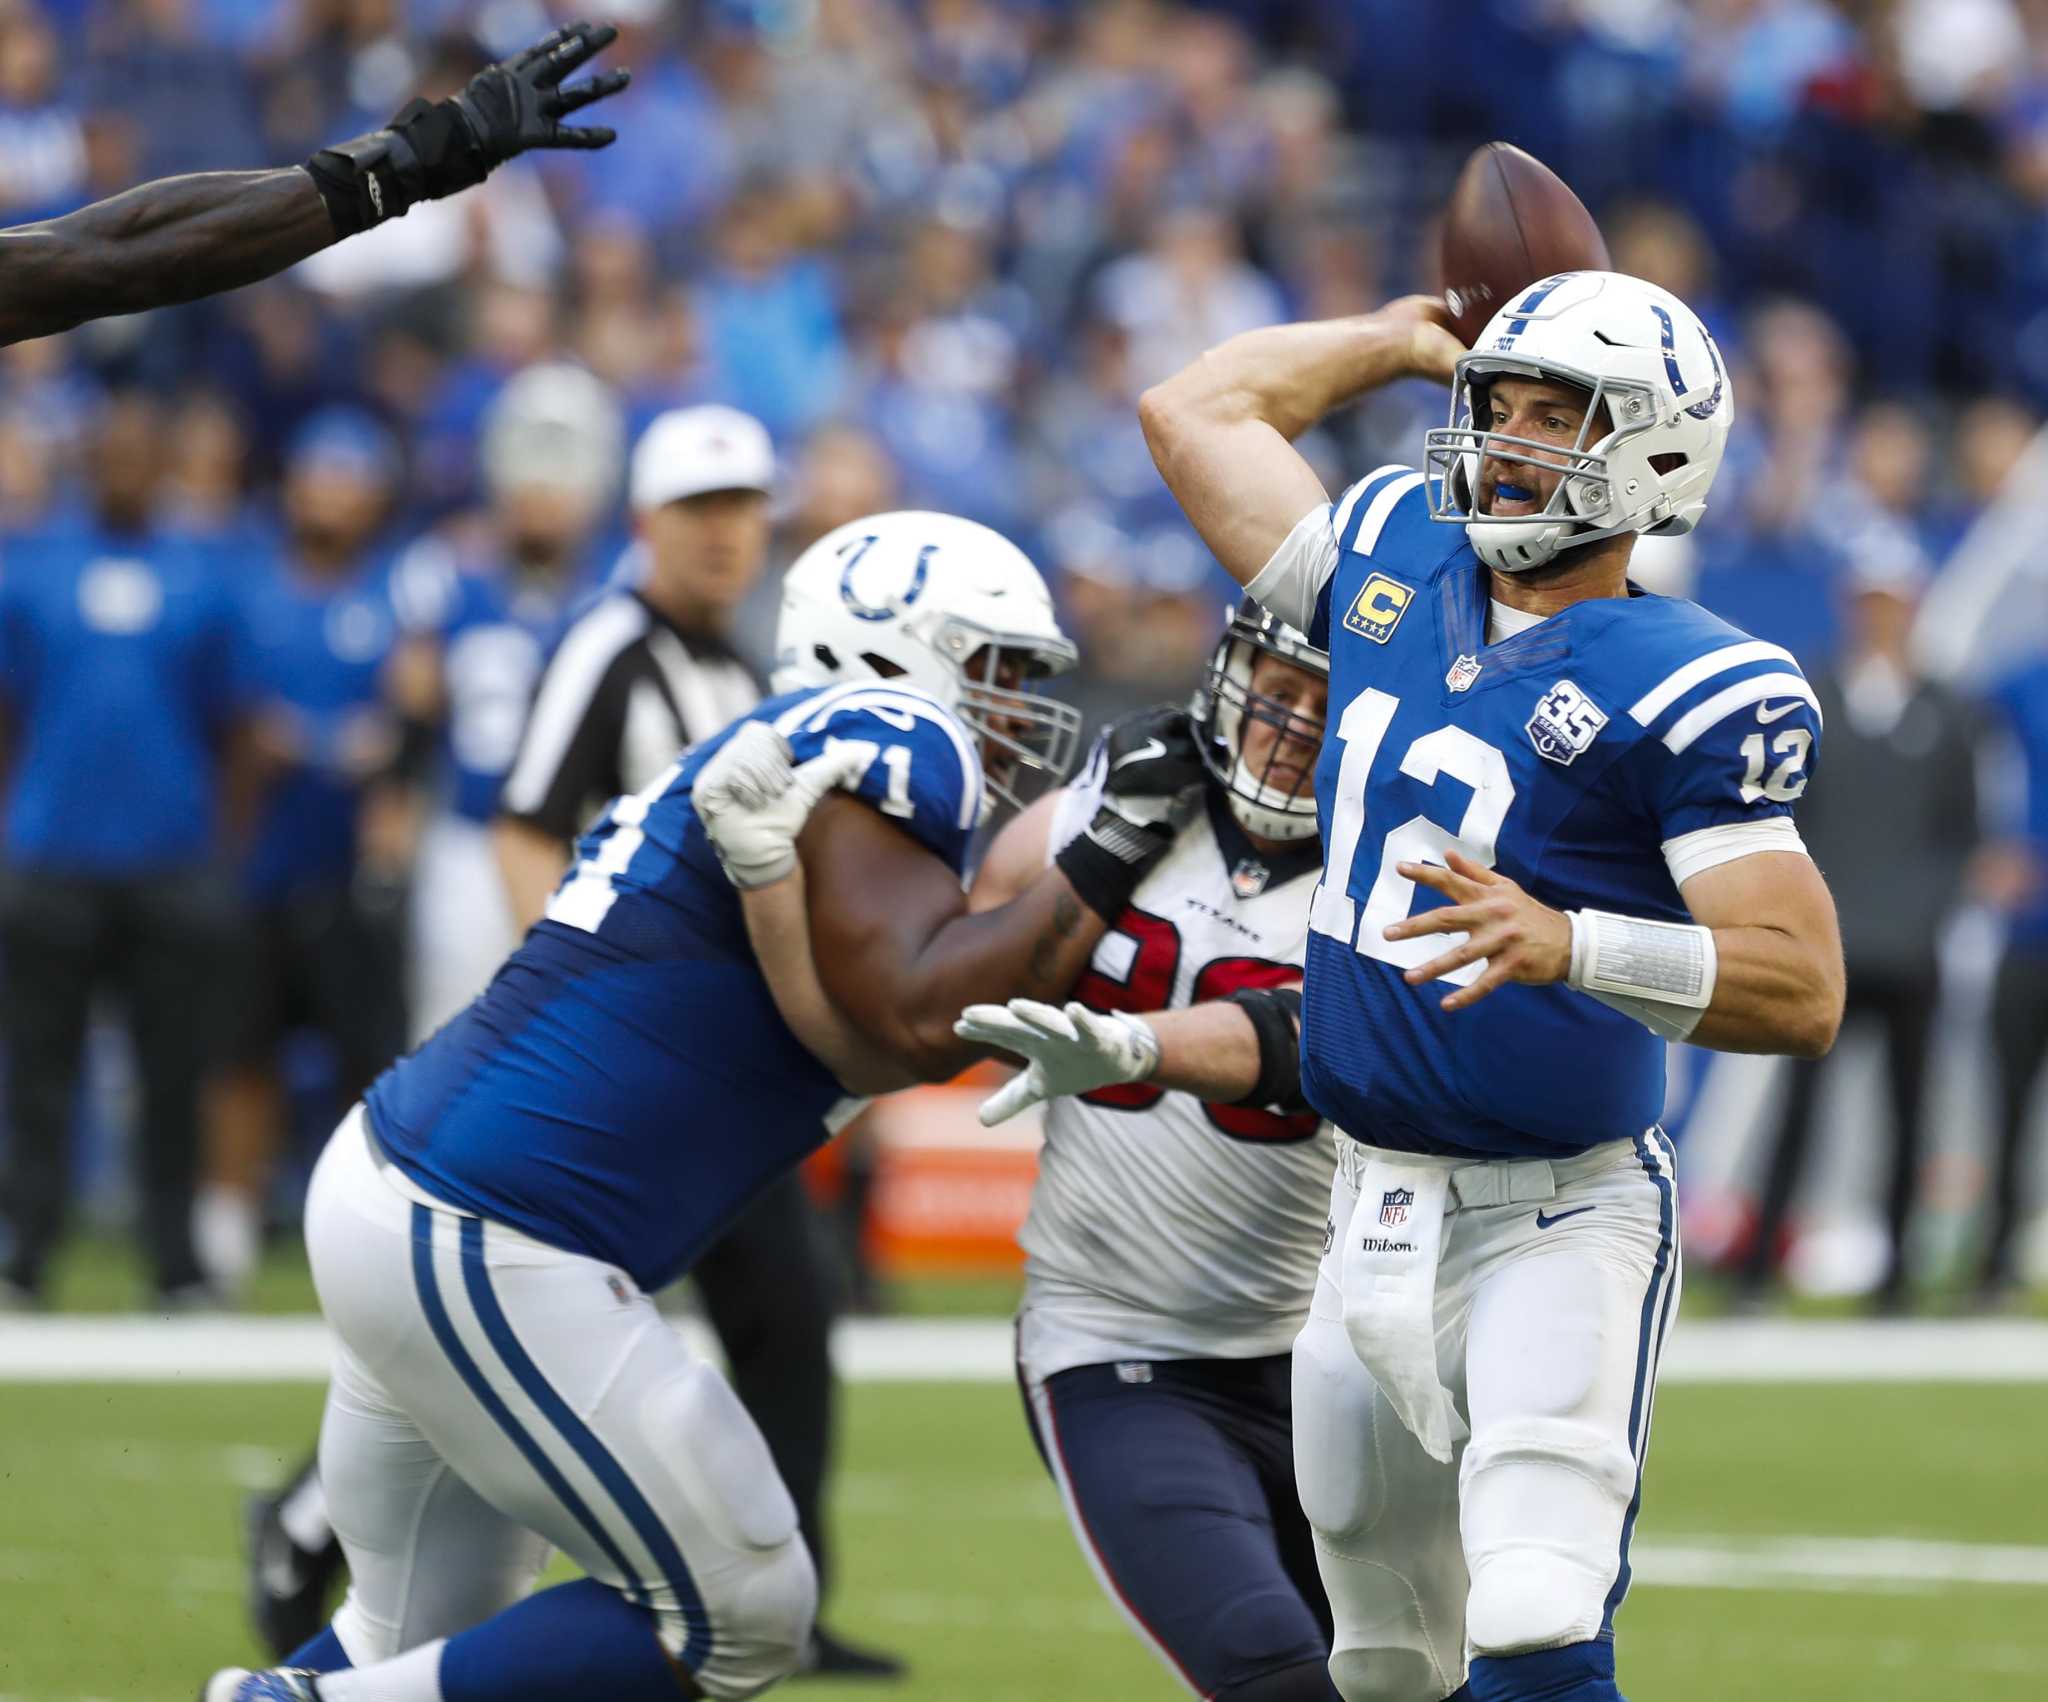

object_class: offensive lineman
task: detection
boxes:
[0,23,623,347]
[204,513,1208,1702]
[960,606,1344,1701]
[1096,275,1847,1702]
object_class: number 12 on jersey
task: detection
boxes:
[1308,688,1517,988]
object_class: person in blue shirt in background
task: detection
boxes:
[0,390,255,1308]
[406,362,625,1040]
[198,409,428,1296]
[1977,648,2048,1306]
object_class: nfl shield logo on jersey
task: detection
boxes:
[1231,856,1271,898]
[1446,653,1482,693]
[1379,1187,1414,1227]
[1526,680,1609,766]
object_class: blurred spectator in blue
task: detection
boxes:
[1736,536,1981,1313]
[1697,298,1855,660]
[1094,205,1286,392]
[694,178,849,442]
[565,214,714,438]
[408,362,624,1038]
[83,0,263,183]
[0,405,60,536]
[1681,0,1858,139]
[541,0,734,236]
[160,391,269,551]
[0,1,87,224]
[410,280,565,513]
[1046,508,1224,741]
[0,391,252,1308]
[860,300,1023,540]
[1838,402,1940,557]
[1925,396,2040,560]
[199,408,420,1293]
[1241,70,1370,286]
[209,283,372,477]
[1975,635,2048,1305]
[253,0,416,162]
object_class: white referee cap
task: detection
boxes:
[629,405,775,512]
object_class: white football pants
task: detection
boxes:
[1293,1131,1679,1701]
[304,1107,817,1699]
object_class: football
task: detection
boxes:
[1438,142,1612,346]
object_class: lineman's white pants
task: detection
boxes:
[304,1107,817,1699]
[1293,1131,1679,1702]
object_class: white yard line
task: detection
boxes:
[0,1315,2043,1383]
[1632,1534,2048,1593]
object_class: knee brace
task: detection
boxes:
[1329,1644,1456,1702]
[639,1361,800,1555]
[1291,1309,1382,1540]
[638,1362,816,1698]
[1459,1417,1637,1656]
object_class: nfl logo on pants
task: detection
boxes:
[1380,1187,1414,1227]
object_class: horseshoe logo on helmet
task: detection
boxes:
[838,535,935,623]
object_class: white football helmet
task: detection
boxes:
[480,362,625,511]
[772,511,1083,815]
[1192,601,1327,842]
[1424,270,1733,573]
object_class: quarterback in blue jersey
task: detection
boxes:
[205,510,1217,1702]
[1120,272,1847,1702]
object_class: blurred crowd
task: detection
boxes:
[2,0,2048,1311]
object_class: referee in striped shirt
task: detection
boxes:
[247,405,904,1680]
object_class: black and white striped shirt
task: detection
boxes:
[499,591,761,841]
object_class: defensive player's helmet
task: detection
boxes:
[1423,270,1733,574]
[773,511,1083,815]
[479,362,625,510]
[1191,600,1328,842]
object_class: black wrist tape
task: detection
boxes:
[1227,985,1308,1114]
[1055,822,1159,924]
[306,98,485,238]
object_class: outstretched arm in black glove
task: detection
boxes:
[0,21,626,347]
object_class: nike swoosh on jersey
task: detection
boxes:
[1113,737,1167,769]
[1534,1205,1597,1230]
[1754,700,1802,724]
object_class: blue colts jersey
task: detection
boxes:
[1271,467,1822,1159]
[366,679,985,1290]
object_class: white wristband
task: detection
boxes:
[1567,909,1717,1041]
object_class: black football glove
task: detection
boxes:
[1055,705,1206,923]
[306,22,629,237]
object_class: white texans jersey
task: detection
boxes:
[1017,773,1336,1382]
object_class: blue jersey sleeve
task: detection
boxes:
[781,686,984,873]
[1314,466,1435,650]
[1626,643,1823,841]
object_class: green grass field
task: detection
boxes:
[0,1377,2041,1701]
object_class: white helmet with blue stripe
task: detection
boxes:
[772,510,1083,813]
[1423,270,1733,574]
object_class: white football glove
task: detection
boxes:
[694,722,867,889]
[952,998,1161,1127]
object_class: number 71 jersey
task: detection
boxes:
[1277,467,1821,1160]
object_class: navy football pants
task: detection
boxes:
[1020,1353,1339,1699]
